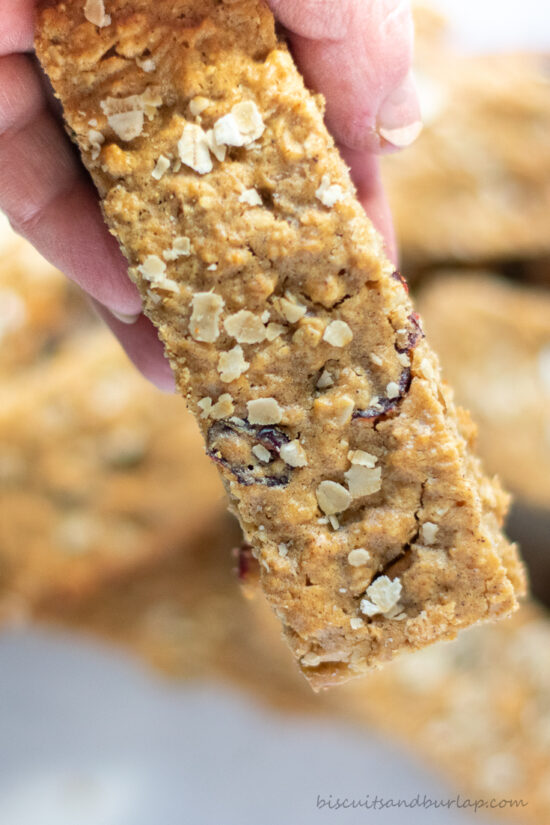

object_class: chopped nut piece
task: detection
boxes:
[386,381,400,399]
[347,548,371,567]
[420,522,439,545]
[266,322,285,341]
[84,0,111,27]
[224,310,266,344]
[350,617,365,630]
[252,444,272,463]
[178,123,213,174]
[329,515,340,530]
[239,188,263,206]
[164,236,191,261]
[190,292,224,342]
[247,398,283,425]
[344,465,382,498]
[279,440,307,468]
[323,320,353,347]
[189,96,210,117]
[315,174,345,207]
[278,543,289,557]
[360,576,402,617]
[217,345,249,383]
[317,369,334,389]
[279,292,307,324]
[316,480,352,516]
[348,450,377,468]
[370,353,383,366]
[301,652,321,667]
[152,155,170,180]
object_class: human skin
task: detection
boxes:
[0,0,420,390]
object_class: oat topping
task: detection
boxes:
[213,101,265,147]
[323,320,353,347]
[279,440,307,467]
[88,128,104,160]
[247,397,283,425]
[370,353,383,366]
[350,617,365,630]
[265,323,285,341]
[348,548,371,567]
[198,393,235,421]
[315,174,345,207]
[190,292,224,342]
[345,465,382,498]
[420,522,439,545]
[278,292,307,324]
[252,444,272,463]
[348,450,378,468]
[278,543,289,557]
[178,123,213,174]
[163,236,191,261]
[224,310,267,344]
[136,254,178,292]
[100,90,162,141]
[218,345,249,383]
[301,652,321,668]
[316,480,352,516]
[136,56,156,73]
[152,155,170,180]
[239,188,263,206]
[317,370,334,389]
[360,576,403,618]
[418,357,436,381]
[189,97,210,117]
[205,129,227,162]
[386,381,400,399]
[84,0,111,27]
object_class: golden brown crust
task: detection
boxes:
[36,0,525,687]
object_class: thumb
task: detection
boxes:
[267,0,421,153]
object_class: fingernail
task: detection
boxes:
[377,70,423,149]
[109,309,141,325]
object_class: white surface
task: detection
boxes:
[427,0,550,52]
[0,628,505,825]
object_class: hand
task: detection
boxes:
[0,0,420,392]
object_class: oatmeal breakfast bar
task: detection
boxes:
[35,0,526,687]
[418,271,550,511]
[0,325,223,619]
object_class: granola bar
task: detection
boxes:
[381,12,550,268]
[0,213,91,378]
[418,272,550,511]
[36,0,526,687]
[0,325,224,619]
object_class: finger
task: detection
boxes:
[0,53,142,316]
[268,0,421,153]
[340,146,397,264]
[0,0,36,55]
[92,300,176,393]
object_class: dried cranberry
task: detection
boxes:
[391,270,409,294]
[353,367,411,422]
[207,419,291,487]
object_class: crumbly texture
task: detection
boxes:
[382,10,550,268]
[418,272,550,511]
[0,325,224,617]
[36,0,526,688]
[0,214,91,377]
